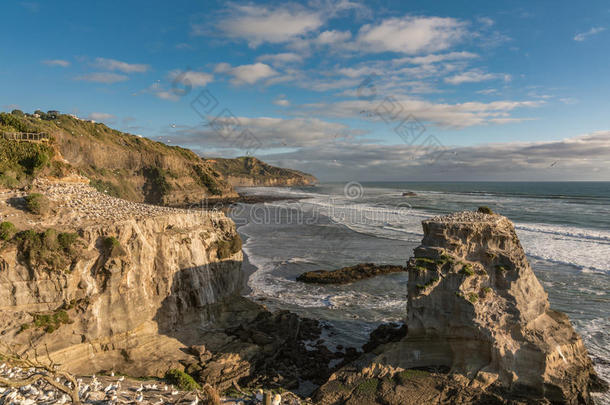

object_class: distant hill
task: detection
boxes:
[209,156,317,187]
[0,110,316,204]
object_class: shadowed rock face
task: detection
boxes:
[314,211,607,405]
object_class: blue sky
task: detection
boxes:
[1,0,609,180]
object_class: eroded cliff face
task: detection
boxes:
[402,212,601,403]
[0,192,244,376]
[315,211,606,405]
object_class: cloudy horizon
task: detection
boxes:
[2,0,609,181]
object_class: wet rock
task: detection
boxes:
[296,263,407,285]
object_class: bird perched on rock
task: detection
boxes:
[255,389,264,402]
[272,393,282,405]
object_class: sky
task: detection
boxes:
[1,0,609,181]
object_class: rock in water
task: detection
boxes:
[296,263,407,284]
[315,211,607,404]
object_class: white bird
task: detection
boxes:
[272,393,282,405]
[188,396,199,405]
[136,384,144,392]
[255,389,264,402]
[118,375,125,382]
[136,393,144,402]
[171,390,179,395]
[110,371,115,377]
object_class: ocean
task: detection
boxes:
[229,182,610,402]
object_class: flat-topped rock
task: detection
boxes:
[314,210,607,404]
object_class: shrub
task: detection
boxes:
[477,206,494,215]
[15,228,80,272]
[0,221,16,241]
[103,236,125,257]
[468,293,479,303]
[215,234,242,259]
[460,264,475,276]
[24,193,50,215]
[32,310,72,333]
[165,369,200,391]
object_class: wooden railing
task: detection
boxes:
[1,132,51,142]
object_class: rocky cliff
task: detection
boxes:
[0,180,245,376]
[1,111,317,205]
[209,156,317,187]
[315,211,607,404]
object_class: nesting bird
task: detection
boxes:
[272,393,282,405]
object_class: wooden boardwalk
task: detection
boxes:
[1,132,51,143]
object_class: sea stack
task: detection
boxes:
[315,211,606,404]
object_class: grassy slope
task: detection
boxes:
[0,112,235,204]
[210,156,317,186]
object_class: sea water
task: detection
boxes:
[229,182,610,402]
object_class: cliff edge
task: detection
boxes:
[315,211,607,404]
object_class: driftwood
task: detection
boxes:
[0,342,81,404]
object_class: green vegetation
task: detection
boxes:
[355,378,379,396]
[483,287,492,294]
[142,166,172,204]
[415,257,435,265]
[20,309,73,334]
[90,179,124,198]
[0,130,53,188]
[102,236,125,257]
[215,234,242,259]
[396,369,429,384]
[477,206,494,215]
[416,277,439,290]
[468,292,479,303]
[460,264,475,276]
[192,165,222,195]
[0,221,16,241]
[24,193,51,215]
[15,228,80,272]
[440,253,455,264]
[495,264,508,272]
[165,369,200,391]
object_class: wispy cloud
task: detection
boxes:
[574,27,606,41]
[42,59,70,67]
[92,57,150,73]
[87,112,115,122]
[259,131,610,181]
[75,72,129,84]
[444,70,510,85]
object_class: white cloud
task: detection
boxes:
[42,59,70,67]
[93,57,149,73]
[393,51,478,65]
[316,29,352,45]
[87,112,115,122]
[444,70,510,85]
[215,62,278,85]
[574,27,606,42]
[75,72,129,84]
[357,16,467,54]
[210,4,323,47]
[274,97,290,106]
[169,70,213,87]
[169,116,360,150]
